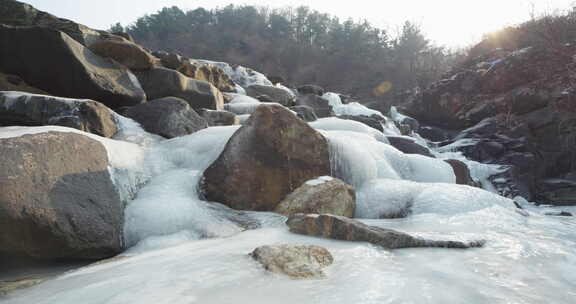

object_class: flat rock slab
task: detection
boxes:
[287,214,485,249]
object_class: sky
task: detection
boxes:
[22,0,576,48]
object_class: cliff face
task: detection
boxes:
[402,43,576,203]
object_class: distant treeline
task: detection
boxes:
[110,5,460,105]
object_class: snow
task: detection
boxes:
[227,94,260,104]
[321,92,385,119]
[197,60,272,88]
[305,176,334,186]
[310,117,388,143]
[321,92,343,107]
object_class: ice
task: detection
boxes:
[310,117,388,143]
[227,94,261,104]
[304,175,334,186]
[196,59,272,88]
[333,102,385,118]
[321,92,343,107]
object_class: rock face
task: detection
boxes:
[287,214,485,249]
[202,104,331,211]
[153,51,235,92]
[246,85,295,106]
[250,244,333,279]
[298,84,325,96]
[0,25,146,109]
[134,67,224,110]
[386,136,435,158]
[0,0,115,46]
[295,94,334,118]
[89,39,156,70]
[274,177,355,217]
[198,109,239,126]
[0,132,124,259]
[0,72,47,95]
[0,92,118,138]
[123,97,207,138]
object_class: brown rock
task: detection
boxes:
[0,25,146,109]
[250,244,333,279]
[295,94,334,118]
[202,104,331,211]
[0,72,48,95]
[287,214,485,249]
[0,132,124,259]
[0,92,118,138]
[275,177,355,217]
[89,39,156,70]
[198,109,240,126]
[246,85,295,106]
[444,159,478,186]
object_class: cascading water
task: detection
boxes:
[3,107,576,304]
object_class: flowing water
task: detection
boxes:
[2,111,576,304]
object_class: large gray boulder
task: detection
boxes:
[88,38,156,70]
[198,109,239,126]
[202,104,330,211]
[123,97,207,138]
[0,91,118,138]
[0,132,124,259]
[0,25,146,109]
[274,176,355,217]
[295,94,334,118]
[287,214,485,249]
[386,136,435,158]
[133,67,224,110]
[250,244,333,279]
[246,85,295,106]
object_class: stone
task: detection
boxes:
[287,214,485,249]
[88,39,156,70]
[386,136,435,158]
[274,177,355,217]
[444,159,478,186]
[0,25,146,109]
[298,84,325,96]
[0,91,118,138]
[338,115,384,132]
[295,94,334,118]
[198,109,239,126]
[290,105,318,122]
[246,85,295,106]
[123,97,207,138]
[250,244,333,279]
[0,72,48,95]
[0,132,124,259]
[133,67,224,110]
[202,104,331,211]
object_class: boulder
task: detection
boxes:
[274,176,355,217]
[0,132,124,259]
[246,85,295,106]
[153,51,235,92]
[88,39,156,70]
[202,104,331,211]
[250,244,333,279]
[198,109,239,126]
[290,105,318,122]
[123,97,207,138]
[444,159,478,186]
[0,0,116,46]
[295,94,334,118]
[535,179,576,206]
[0,25,146,109]
[297,84,325,96]
[287,214,485,249]
[0,92,118,138]
[386,136,435,158]
[0,72,48,95]
[133,67,223,110]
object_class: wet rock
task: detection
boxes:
[0,91,118,138]
[0,25,146,109]
[386,136,435,158]
[338,114,383,132]
[250,244,333,279]
[287,214,485,249]
[198,109,239,126]
[89,38,156,70]
[246,85,295,106]
[123,96,207,138]
[290,105,318,122]
[298,84,325,96]
[275,176,355,217]
[417,126,449,142]
[133,67,223,110]
[202,104,330,211]
[0,132,124,259]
